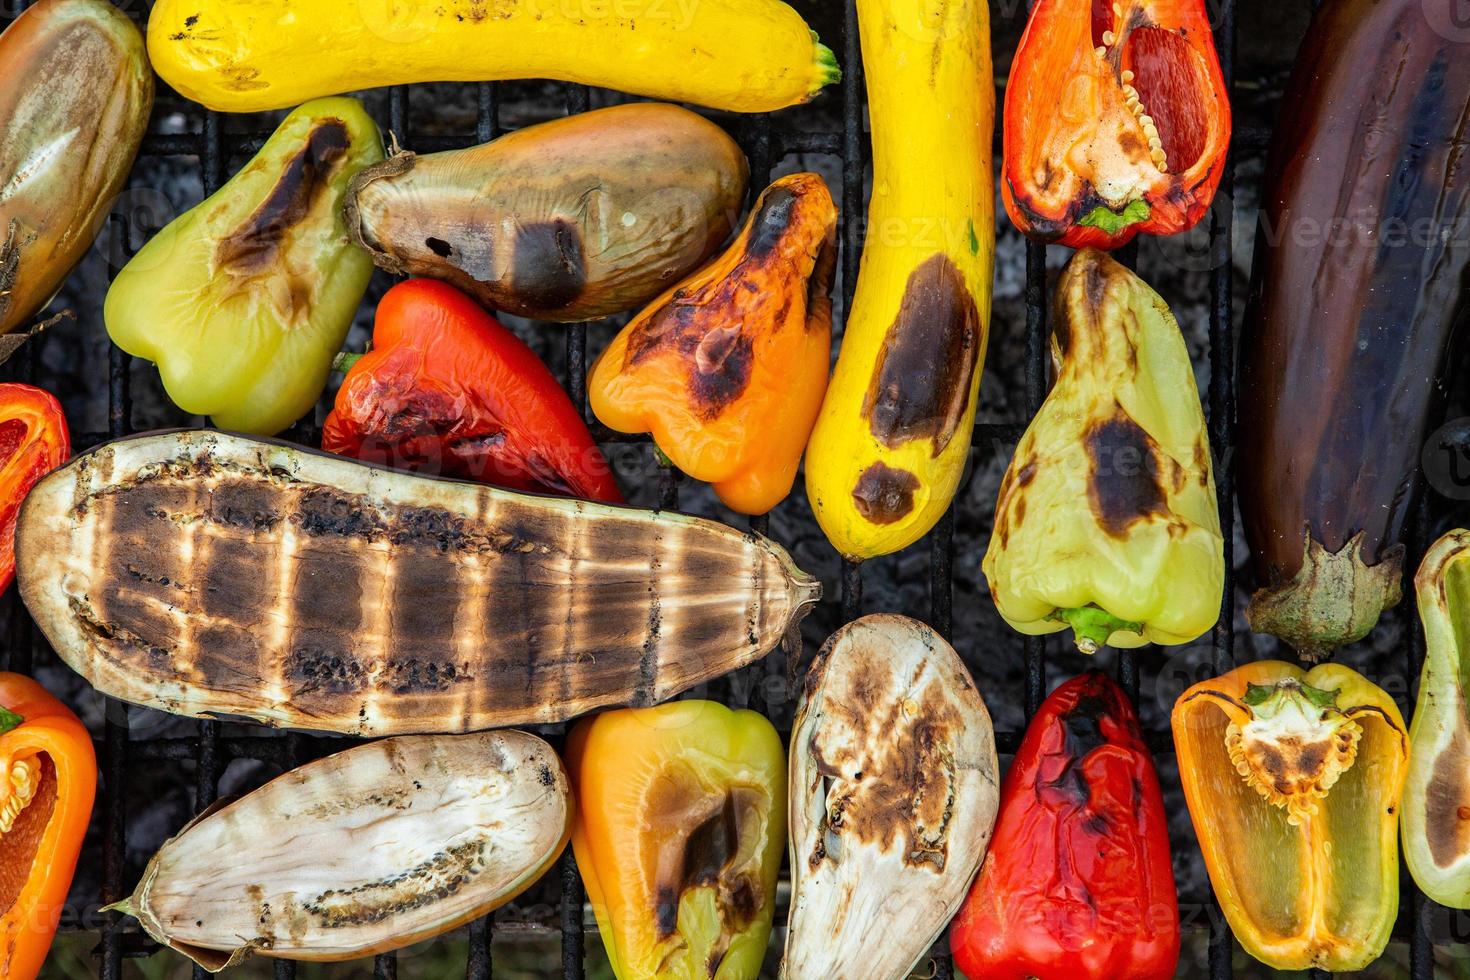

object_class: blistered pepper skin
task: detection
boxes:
[588,173,836,515]
[323,279,621,503]
[105,97,383,436]
[567,701,786,980]
[984,249,1222,652]
[952,671,1178,980]
[1173,661,1408,972]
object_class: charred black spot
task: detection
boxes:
[1085,414,1168,536]
[654,886,680,937]
[684,794,741,891]
[425,236,453,257]
[851,462,920,525]
[214,121,351,273]
[511,219,586,311]
[689,327,754,418]
[184,13,199,26]
[207,479,283,531]
[1060,693,1110,756]
[862,254,980,455]
[537,764,555,787]
[747,187,797,257]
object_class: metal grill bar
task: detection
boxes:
[2,0,1448,975]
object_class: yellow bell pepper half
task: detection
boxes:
[983,248,1223,652]
[105,97,382,435]
[1173,660,1408,972]
[567,700,786,980]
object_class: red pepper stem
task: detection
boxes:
[0,705,21,735]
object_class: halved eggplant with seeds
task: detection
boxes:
[15,430,820,735]
[782,614,999,980]
[106,731,570,970]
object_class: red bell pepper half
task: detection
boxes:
[1002,0,1231,248]
[322,279,622,503]
[951,670,1179,979]
[0,384,69,594]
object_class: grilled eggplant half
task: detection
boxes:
[107,731,570,970]
[782,614,999,980]
[0,0,153,334]
[344,103,749,322]
[15,430,820,734]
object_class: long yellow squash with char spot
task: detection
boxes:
[805,0,994,560]
[14,430,820,736]
[146,0,839,115]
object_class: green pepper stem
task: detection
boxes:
[1049,606,1144,654]
[332,352,364,373]
[1078,200,1152,236]
[0,705,21,735]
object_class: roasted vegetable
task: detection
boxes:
[952,671,1178,980]
[0,384,68,594]
[589,174,836,515]
[16,430,820,735]
[568,700,785,980]
[105,98,383,436]
[984,249,1222,652]
[783,615,998,980]
[0,0,153,334]
[323,279,621,503]
[1002,0,1229,247]
[1403,529,1470,907]
[147,0,839,114]
[0,673,95,980]
[1238,0,1470,657]
[1173,661,1408,971]
[108,731,568,970]
[345,103,749,322]
[805,0,994,559]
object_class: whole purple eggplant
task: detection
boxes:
[1239,0,1470,658]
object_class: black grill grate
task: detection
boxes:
[0,0,1446,976]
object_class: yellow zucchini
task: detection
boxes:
[146,0,839,114]
[804,0,994,560]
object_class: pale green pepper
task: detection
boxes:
[105,97,382,435]
[983,249,1224,652]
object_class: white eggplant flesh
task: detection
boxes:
[108,731,571,970]
[781,614,999,980]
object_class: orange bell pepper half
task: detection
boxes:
[0,673,96,980]
[1172,660,1407,972]
[588,173,837,515]
[0,384,69,594]
[567,700,786,979]
[1003,0,1231,248]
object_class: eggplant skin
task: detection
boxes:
[119,731,571,969]
[15,430,820,735]
[0,0,153,334]
[344,103,749,322]
[1238,0,1470,657]
[783,614,999,980]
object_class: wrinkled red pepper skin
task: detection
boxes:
[0,384,69,594]
[323,279,621,503]
[952,671,1179,979]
